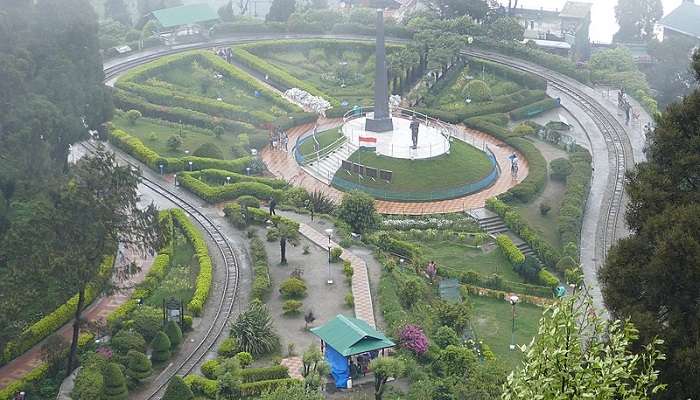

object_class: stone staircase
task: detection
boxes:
[302,141,358,185]
[468,208,535,258]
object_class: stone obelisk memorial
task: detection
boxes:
[365,9,394,132]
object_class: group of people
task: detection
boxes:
[269,126,289,152]
[508,153,519,178]
[349,351,379,378]
[214,47,233,64]
[617,88,637,125]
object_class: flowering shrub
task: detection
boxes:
[398,324,428,355]
[381,215,477,231]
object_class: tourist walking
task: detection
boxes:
[269,196,277,216]
[426,260,437,283]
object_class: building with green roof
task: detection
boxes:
[310,314,395,388]
[150,3,219,29]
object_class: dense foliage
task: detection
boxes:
[230,300,279,356]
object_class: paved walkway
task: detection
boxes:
[262,120,528,215]
[0,248,154,390]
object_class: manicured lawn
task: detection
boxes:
[337,140,493,194]
[145,229,199,306]
[512,179,566,250]
[250,45,377,105]
[297,127,344,158]
[420,240,524,283]
[149,59,288,116]
[112,113,245,160]
[469,295,543,370]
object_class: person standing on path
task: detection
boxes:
[269,197,277,216]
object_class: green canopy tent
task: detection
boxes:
[310,314,395,388]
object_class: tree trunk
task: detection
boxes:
[375,377,385,400]
[280,237,287,264]
[66,286,85,377]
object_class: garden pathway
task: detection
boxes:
[262,120,528,215]
[0,248,154,390]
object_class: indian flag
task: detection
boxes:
[359,136,377,149]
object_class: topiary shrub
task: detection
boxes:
[283,187,310,208]
[512,122,536,137]
[237,195,261,209]
[110,329,147,355]
[72,367,104,400]
[550,158,573,181]
[344,293,354,308]
[337,190,380,234]
[236,352,253,368]
[343,260,353,282]
[103,362,129,400]
[164,320,183,348]
[218,337,238,358]
[150,331,172,363]
[266,228,280,242]
[125,350,152,383]
[201,359,220,379]
[162,376,195,400]
[279,277,307,299]
[330,246,343,263]
[126,109,142,125]
[193,142,224,159]
[282,299,303,315]
[462,79,492,102]
[130,305,163,341]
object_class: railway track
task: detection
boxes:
[80,141,239,399]
[461,49,633,264]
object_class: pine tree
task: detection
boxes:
[151,331,172,362]
[125,350,152,383]
[162,376,194,400]
[102,363,129,400]
[164,320,183,348]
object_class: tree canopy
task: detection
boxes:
[614,0,663,43]
[600,52,700,399]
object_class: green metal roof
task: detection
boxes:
[659,2,700,39]
[151,3,218,28]
[310,315,395,357]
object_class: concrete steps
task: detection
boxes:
[468,207,537,259]
[302,141,357,185]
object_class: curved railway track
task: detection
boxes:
[461,49,633,263]
[80,141,239,399]
[99,39,636,394]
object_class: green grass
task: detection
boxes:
[337,140,493,193]
[252,46,376,105]
[145,230,200,307]
[512,180,566,250]
[112,113,245,160]
[420,240,524,283]
[297,127,344,158]
[469,295,543,370]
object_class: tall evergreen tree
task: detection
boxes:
[600,51,700,399]
[614,0,663,42]
[105,0,131,26]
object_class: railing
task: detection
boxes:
[343,105,456,142]
[331,145,501,202]
[294,130,349,166]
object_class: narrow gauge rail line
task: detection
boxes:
[80,141,239,399]
[461,49,632,263]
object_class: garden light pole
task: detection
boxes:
[226,176,231,185]
[246,167,251,176]
[509,295,519,351]
[159,163,163,175]
[188,161,193,171]
[174,174,178,186]
[325,228,333,284]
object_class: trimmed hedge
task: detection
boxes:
[172,209,212,316]
[557,146,593,253]
[464,117,547,202]
[249,235,272,301]
[509,97,561,120]
[367,231,423,262]
[465,57,547,91]
[486,197,561,268]
[495,234,525,265]
[1,257,112,366]
[178,174,284,204]
[458,270,552,298]
[190,169,287,189]
[240,365,289,383]
[184,375,218,398]
[108,129,253,174]
[239,378,301,397]
[538,268,559,289]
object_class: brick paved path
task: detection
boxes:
[262,119,528,215]
[0,248,154,389]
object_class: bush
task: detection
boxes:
[330,246,343,263]
[184,375,218,398]
[239,378,300,397]
[201,359,220,379]
[343,260,353,281]
[126,109,142,125]
[218,337,238,358]
[130,305,162,341]
[283,187,310,208]
[237,195,261,209]
[248,237,272,301]
[193,142,223,159]
[279,277,307,299]
[110,330,147,355]
[266,228,280,242]
[171,209,212,316]
[345,293,354,308]
[167,135,183,151]
[72,367,104,400]
[240,365,289,382]
[462,79,492,101]
[230,300,279,355]
[538,268,559,288]
[495,234,525,265]
[150,331,172,363]
[434,326,461,348]
[512,122,536,137]
[236,352,254,368]
[125,350,152,383]
[337,190,380,234]
[162,376,194,400]
[539,202,551,215]
[164,320,183,348]
[103,363,129,400]
[178,173,284,204]
[398,324,429,355]
[550,158,573,181]
[558,147,592,247]
[282,300,303,315]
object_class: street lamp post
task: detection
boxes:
[226,176,231,185]
[509,295,519,351]
[174,174,178,186]
[325,228,333,284]
[188,161,193,171]
[159,164,164,175]
[246,167,251,176]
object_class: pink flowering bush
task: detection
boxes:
[398,324,428,355]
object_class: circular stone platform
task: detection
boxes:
[342,115,451,159]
